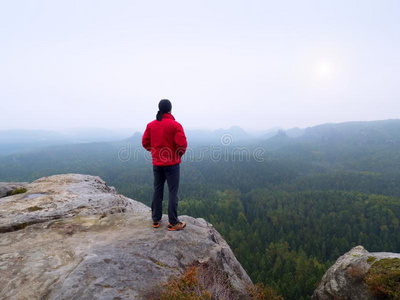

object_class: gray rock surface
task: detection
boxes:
[0,182,28,198]
[313,245,400,300]
[0,174,149,233]
[0,174,252,300]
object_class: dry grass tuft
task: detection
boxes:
[143,260,283,300]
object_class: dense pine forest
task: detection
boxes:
[1,119,400,299]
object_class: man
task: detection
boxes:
[142,99,188,231]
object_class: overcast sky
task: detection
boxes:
[1,0,399,131]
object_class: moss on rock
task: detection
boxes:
[11,188,27,195]
[365,258,400,299]
[367,256,377,264]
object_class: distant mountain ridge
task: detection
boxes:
[260,119,400,148]
[1,119,400,156]
[301,119,400,144]
[0,128,137,156]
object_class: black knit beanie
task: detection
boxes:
[156,99,172,121]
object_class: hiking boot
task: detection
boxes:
[153,220,161,228]
[168,221,186,231]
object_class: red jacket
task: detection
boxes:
[142,113,187,166]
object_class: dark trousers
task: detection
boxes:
[151,163,180,225]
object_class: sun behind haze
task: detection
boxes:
[0,0,399,131]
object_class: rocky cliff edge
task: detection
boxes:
[0,174,252,300]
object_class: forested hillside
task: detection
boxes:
[1,119,400,299]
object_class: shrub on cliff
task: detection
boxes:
[149,261,283,300]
